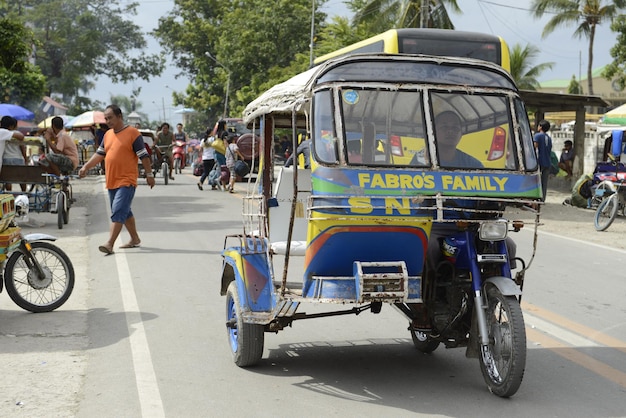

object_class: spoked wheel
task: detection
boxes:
[162,162,169,185]
[594,195,619,231]
[479,286,526,397]
[410,328,440,353]
[4,241,75,312]
[226,281,264,367]
[56,191,65,229]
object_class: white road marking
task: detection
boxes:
[524,311,600,348]
[104,185,165,417]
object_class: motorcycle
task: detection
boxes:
[172,140,187,174]
[0,194,74,312]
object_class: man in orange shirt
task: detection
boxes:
[78,105,154,255]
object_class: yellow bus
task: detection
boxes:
[314,28,511,72]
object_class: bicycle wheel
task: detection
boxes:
[594,194,619,231]
[62,192,70,225]
[4,241,75,312]
[56,191,65,229]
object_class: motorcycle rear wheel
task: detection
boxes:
[411,329,440,353]
[479,286,526,397]
[594,194,619,231]
[4,241,75,313]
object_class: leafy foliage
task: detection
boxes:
[531,0,626,95]
[2,0,165,104]
[0,17,46,107]
[352,0,460,32]
[509,43,554,90]
[603,15,626,90]
[153,0,327,123]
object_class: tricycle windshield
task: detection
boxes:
[313,86,537,171]
[311,59,538,172]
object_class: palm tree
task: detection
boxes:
[509,44,554,90]
[531,0,626,95]
[352,0,460,32]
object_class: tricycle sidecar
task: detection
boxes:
[219,53,542,397]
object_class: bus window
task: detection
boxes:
[313,89,338,164]
[340,88,428,167]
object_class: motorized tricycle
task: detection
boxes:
[0,194,75,312]
[219,54,542,397]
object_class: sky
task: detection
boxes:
[91,0,617,126]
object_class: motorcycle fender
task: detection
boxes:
[22,233,57,242]
[484,276,522,296]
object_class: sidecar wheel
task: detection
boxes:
[594,195,619,231]
[4,241,75,313]
[226,281,264,367]
[479,286,526,397]
[411,329,440,353]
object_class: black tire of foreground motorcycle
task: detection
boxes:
[478,285,526,398]
[4,241,75,313]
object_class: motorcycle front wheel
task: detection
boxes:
[162,162,169,185]
[174,158,181,174]
[4,241,75,313]
[594,194,619,231]
[478,286,526,397]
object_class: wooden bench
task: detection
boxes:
[0,165,49,184]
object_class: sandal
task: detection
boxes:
[98,244,114,255]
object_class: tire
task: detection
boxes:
[226,281,264,367]
[410,328,440,353]
[479,286,526,397]
[62,192,70,225]
[162,162,169,185]
[174,158,181,174]
[594,194,619,231]
[4,241,75,313]
[56,191,65,229]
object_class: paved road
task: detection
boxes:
[0,171,625,417]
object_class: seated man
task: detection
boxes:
[558,140,574,178]
[39,116,79,176]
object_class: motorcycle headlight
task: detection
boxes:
[479,220,508,241]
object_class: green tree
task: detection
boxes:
[508,43,554,90]
[2,0,165,104]
[352,0,460,32]
[603,15,626,90]
[568,74,583,94]
[0,17,46,107]
[153,0,327,120]
[531,0,625,95]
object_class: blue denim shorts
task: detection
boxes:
[3,157,25,166]
[108,186,136,223]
